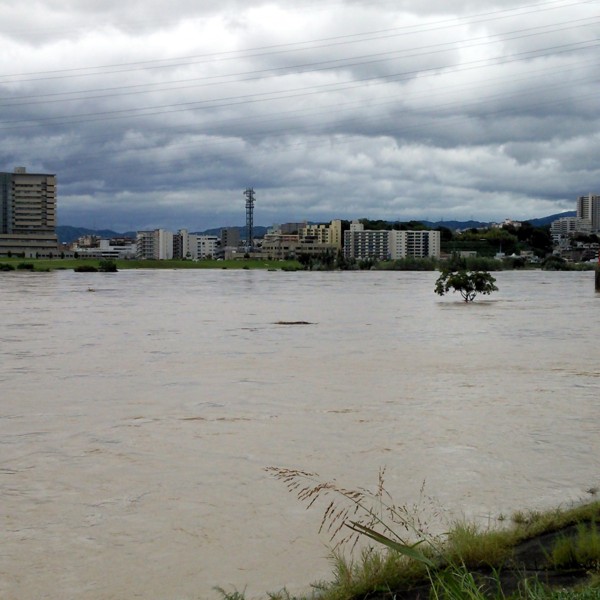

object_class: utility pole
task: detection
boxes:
[244,188,255,252]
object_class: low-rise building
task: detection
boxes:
[75,238,136,259]
[550,217,591,245]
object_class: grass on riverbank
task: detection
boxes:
[0,257,302,271]
[1,255,597,273]
[217,495,600,600]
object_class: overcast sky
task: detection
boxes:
[1,0,598,231]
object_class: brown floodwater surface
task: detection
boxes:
[1,269,599,599]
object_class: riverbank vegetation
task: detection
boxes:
[1,255,596,273]
[0,257,303,272]
[218,469,600,600]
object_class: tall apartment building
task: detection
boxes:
[577,194,600,233]
[190,234,219,259]
[221,227,240,249]
[344,226,390,260]
[390,229,441,259]
[173,229,191,259]
[344,221,440,260]
[0,167,58,257]
[136,229,174,259]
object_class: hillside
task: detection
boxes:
[57,213,575,244]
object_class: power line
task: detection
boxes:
[2,14,598,107]
[0,0,592,83]
[17,63,598,179]
[1,38,597,130]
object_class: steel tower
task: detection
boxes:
[244,187,255,251]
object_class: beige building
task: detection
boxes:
[299,220,343,248]
[262,220,341,259]
[0,167,58,257]
[261,236,335,260]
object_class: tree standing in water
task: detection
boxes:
[435,269,498,302]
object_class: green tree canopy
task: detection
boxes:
[435,269,498,302]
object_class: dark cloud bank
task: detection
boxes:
[1,0,598,231]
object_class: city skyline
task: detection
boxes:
[1,1,599,232]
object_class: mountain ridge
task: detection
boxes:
[56,212,575,244]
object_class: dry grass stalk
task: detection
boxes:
[265,466,443,553]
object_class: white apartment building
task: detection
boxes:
[550,217,591,243]
[190,234,219,259]
[136,229,174,259]
[76,238,136,259]
[344,221,440,260]
[389,229,441,259]
[344,224,390,260]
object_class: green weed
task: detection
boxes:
[551,522,600,570]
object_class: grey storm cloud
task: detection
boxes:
[1,0,598,231]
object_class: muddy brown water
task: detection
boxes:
[1,269,599,599]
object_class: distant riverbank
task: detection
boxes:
[1,255,598,273]
[0,257,302,271]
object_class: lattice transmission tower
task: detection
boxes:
[244,188,255,251]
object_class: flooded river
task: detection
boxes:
[1,269,599,599]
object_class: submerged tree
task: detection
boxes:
[435,269,498,302]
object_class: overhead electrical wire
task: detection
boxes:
[54,70,600,163]
[45,82,600,182]
[0,0,597,192]
[1,14,598,107]
[0,0,593,82]
[1,37,598,130]
[12,51,593,167]
[12,42,595,170]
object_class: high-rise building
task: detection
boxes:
[173,229,190,259]
[0,167,58,257]
[576,194,600,233]
[343,221,441,260]
[136,229,173,259]
[221,227,240,249]
[344,222,390,260]
[390,229,441,259]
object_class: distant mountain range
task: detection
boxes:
[56,212,576,244]
[55,225,269,244]
[56,226,137,244]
